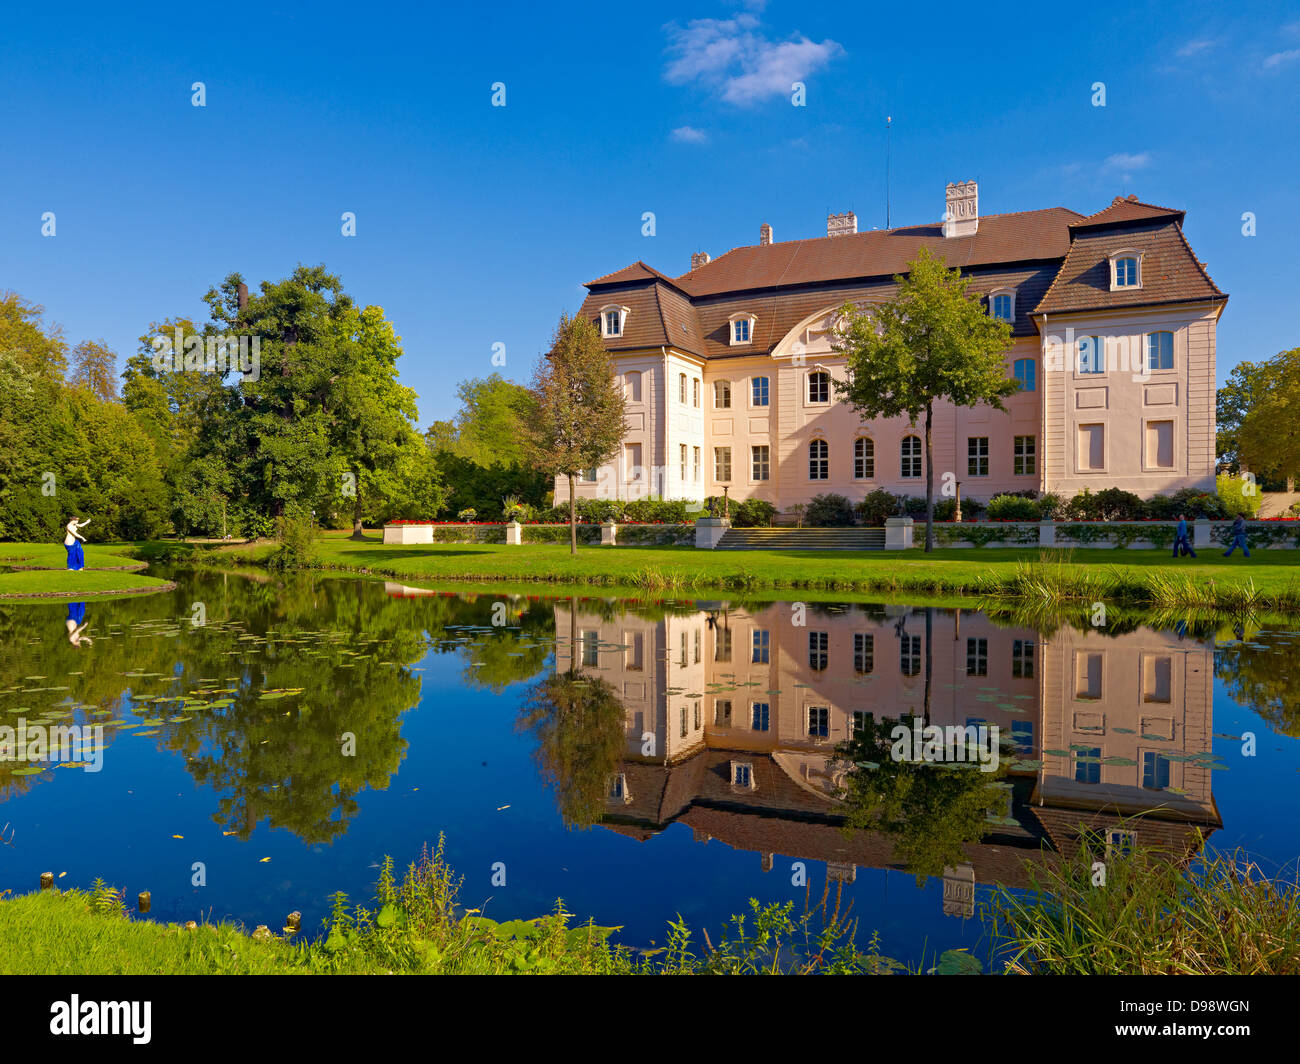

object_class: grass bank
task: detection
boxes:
[210,532,1300,613]
[5,834,1296,975]
[0,543,175,600]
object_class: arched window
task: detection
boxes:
[990,292,1014,322]
[809,438,829,480]
[807,371,830,404]
[853,437,874,479]
[1013,358,1036,391]
[901,435,922,479]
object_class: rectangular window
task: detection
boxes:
[714,627,732,663]
[1078,423,1105,471]
[1014,358,1036,391]
[714,699,732,726]
[679,373,687,403]
[625,370,642,400]
[900,634,921,677]
[625,632,644,671]
[752,444,770,481]
[732,762,753,787]
[694,701,701,730]
[693,446,700,482]
[1075,652,1103,700]
[625,443,642,482]
[751,376,769,407]
[1146,420,1174,470]
[1147,331,1173,371]
[1014,435,1036,476]
[807,371,830,404]
[966,637,988,676]
[751,629,769,664]
[901,437,922,479]
[808,439,828,480]
[751,702,770,732]
[1074,747,1102,785]
[1143,751,1171,791]
[581,630,599,668]
[1143,656,1173,704]
[808,707,829,739]
[693,629,701,664]
[734,318,751,344]
[581,467,598,482]
[714,380,731,408]
[1078,336,1105,374]
[714,446,732,482]
[808,631,828,671]
[693,378,700,408]
[1012,639,1034,679]
[967,437,989,477]
[851,710,874,737]
[679,631,687,669]
[679,444,687,482]
[854,438,874,479]
[680,706,687,738]
[853,632,874,675]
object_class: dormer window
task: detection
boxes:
[990,290,1015,322]
[728,313,756,346]
[1109,252,1142,291]
[599,304,629,338]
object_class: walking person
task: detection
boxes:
[1222,513,1251,558]
[63,517,90,571]
[1172,513,1196,558]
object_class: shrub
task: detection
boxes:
[804,493,856,527]
[986,494,1042,522]
[732,499,777,528]
[1215,474,1262,518]
[267,504,318,570]
[1062,487,1147,521]
[856,489,902,526]
[623,498,691,523]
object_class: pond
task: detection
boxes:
[1,568,1298,965]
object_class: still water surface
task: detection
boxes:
[2,568,1298,963]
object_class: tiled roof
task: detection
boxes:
[577,198,1223,355]
[1069,194,1185,231]
[1033,218,1226,315]
[674,207,1082,296]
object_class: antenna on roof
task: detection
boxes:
[885,115,892,230]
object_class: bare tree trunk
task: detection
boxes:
[924,402,935,552]
[568,473,577,556]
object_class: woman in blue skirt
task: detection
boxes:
[64,517,90,570]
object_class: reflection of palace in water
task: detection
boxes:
[555,602,1220,903]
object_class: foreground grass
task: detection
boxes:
[0,542,173,599]
[7,834,1298,975]
[212,533,1300,613]
[993,834,1300,975]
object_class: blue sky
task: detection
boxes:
[2,0,1297,424]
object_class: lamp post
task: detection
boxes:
[954,481,963,523]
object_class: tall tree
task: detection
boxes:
[528,312,627,554]
[1234,348,1300,493]
[69,339,119,400]
[833,248,1018,551]
[0,292,67,379]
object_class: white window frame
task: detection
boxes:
[750,375,770,408]
[989,288,1016,323]
[1108,250,1143,291]
[731,761,756,789]
[853,436,874,479]
[599,304,629,338]
[806,369,831,405]
[728,313,757,346]
[713,379,731,409]
[808,437,829,480]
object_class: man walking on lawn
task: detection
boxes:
[1172,514,1196,558]
[1223,513,1251,558]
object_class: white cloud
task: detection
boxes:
[1176,38,1216,58]
[670,125,709,144]
[1263,48,1300,69]
[663,13,843,105]
[1102,152,1152,172]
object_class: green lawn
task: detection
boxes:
[216,532,1300,611]
[0,542,174,600]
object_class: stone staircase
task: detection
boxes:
[715,527,887,551]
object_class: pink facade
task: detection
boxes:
[558,186,1227,515]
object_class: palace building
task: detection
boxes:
[557,183,1226,514]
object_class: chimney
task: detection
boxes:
[942,181,978,238]
[237,282,248,310]
[690,251,711,271]
[759,222,773,246]
[827,211,857,238]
